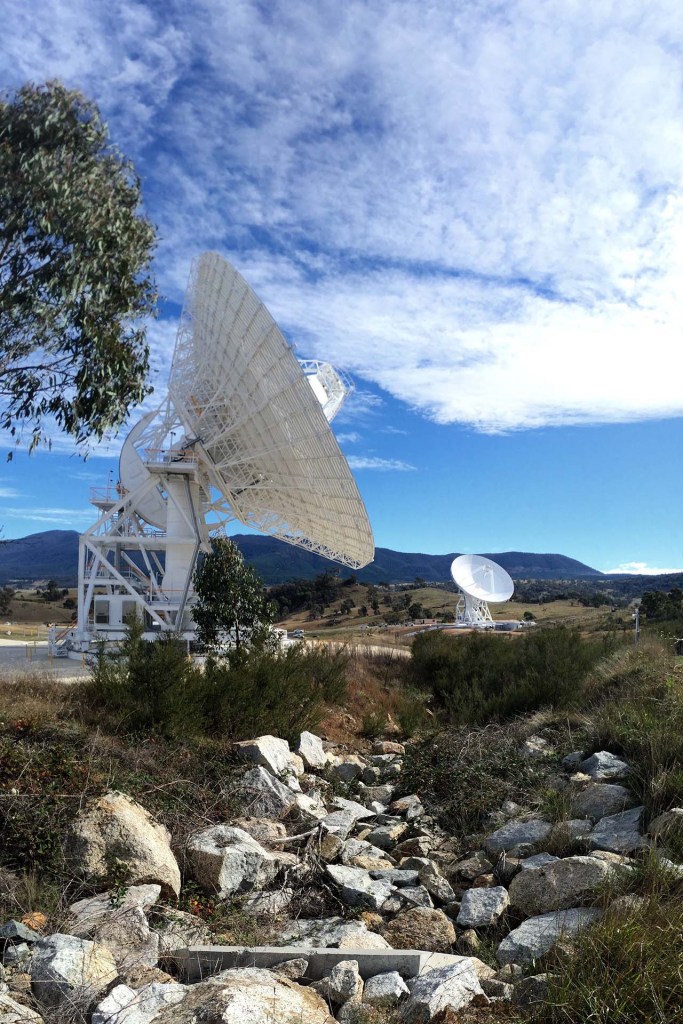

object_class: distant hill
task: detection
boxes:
[0,530,80,585]
[0,528,602,586]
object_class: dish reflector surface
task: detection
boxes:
[167,252,374,568]
[450,554,514,603]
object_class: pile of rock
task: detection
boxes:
[1,731,680,1023]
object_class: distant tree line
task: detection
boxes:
[641,588,683,623]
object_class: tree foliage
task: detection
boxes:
[192,537,275,652]
[0,81,157,449]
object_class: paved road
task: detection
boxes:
[0,638,91,682]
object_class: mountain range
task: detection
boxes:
[0,529,602,586]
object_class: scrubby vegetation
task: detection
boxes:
[85,618,348,742]
[1,622,683,1021]
[410,625,607,725]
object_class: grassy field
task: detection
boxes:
[277,582,628,645]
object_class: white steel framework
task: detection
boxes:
[61,253,374,655]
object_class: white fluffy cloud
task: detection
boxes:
[4,0,683,431]
[346,455,415,471]
[604,561,683,575]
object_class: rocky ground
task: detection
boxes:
[2,721,681,1024]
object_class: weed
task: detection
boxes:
[400,723,549,840]
[361,710,388,738]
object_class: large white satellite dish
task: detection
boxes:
[65,253,374,653]
[450,554,514,627]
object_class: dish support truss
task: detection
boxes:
[67,448,212,652]
[455,593,495,627]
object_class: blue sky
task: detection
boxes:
[1,0,683,574]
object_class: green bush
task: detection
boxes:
[83,622,347,743]
[196,644,348,743]
[410,626,604,725]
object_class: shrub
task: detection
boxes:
[82,624,348,743]
[410,626,605,725]
[197,644,348,743]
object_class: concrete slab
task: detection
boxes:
[168,946,465,982]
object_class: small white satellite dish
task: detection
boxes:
[450,554,514,627]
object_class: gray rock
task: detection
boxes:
[271,958,309,980]
[234,735,292,777]
[452,851,494,880]
[572,783,636,821]
[328,755,366,783]
[485,819,552,856]
[520,853,559,870]
[235,766,297,819]
[242,889,294,915]
[91,981,187,1024]
[186,825,279,897]
[457,886,510,929]
[357,784,396,806]
[320,810,358,840]
[578,751,630,781]
[648,807,683,838]
[292,791,328,826]
[522,735,552,758]
[401,960,486,1021]
[562,751,585,770]
[295,732,328,770]
[388,885,433,910]
[341,839,394,870]
[30,933,118,1009]
[509,855,610,915]
[389,795,424,821]
[67,884,160,935]
[362,766,382,785]
[417,863,456,904]
[497,908,602,964]
[513,973,555,1005]
[230,818,288,845]
[364,822,409,850]
[276,917,390,950]
[154,967,333,1024]
[482,977,514,999]
[150,908,211,957]
[0,922,41,944]
[320,960,363,1004]
[2,944,30,967]
[65,791,181,898]
[332,797,377,822]
[369,869,420,886]
[589,806,647,854]
[69,896,159,972]
[326,865,396,910]
[363,971,410,1004]
[0,991,44,1022]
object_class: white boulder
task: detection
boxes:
[186,825,279,897]
[66,792,181,898]
[30,933,117,1009]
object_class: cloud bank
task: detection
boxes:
[4,0,683,432]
